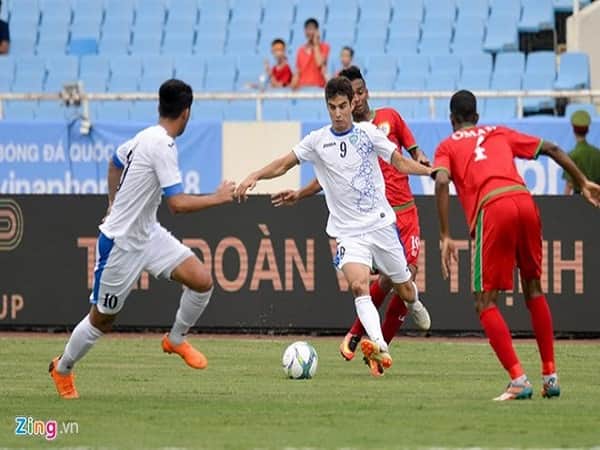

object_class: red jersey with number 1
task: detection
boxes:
[432,125,543,235]
[372,108,419,208]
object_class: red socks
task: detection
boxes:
[382,295,408,343]
[526,295,556,375]
[348,280,388,336]
[479,306,524,380]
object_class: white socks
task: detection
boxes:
[354,295,388,352]
[168,287,213,345]
[404,281,419,307]
[57,314,103,374]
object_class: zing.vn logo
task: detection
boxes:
[15,416,79,441]
[0,199,24,251]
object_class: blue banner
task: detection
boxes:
[301,118,600,195]
[0,119,222,194]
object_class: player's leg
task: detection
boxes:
[50,234,139,398]
[516,196,559,397]
[474,198,532,401]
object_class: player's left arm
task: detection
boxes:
[390,150,432,176]
[540,141,600,207]
[393,110,430,165]
[104,157,123,219]
[235,151,300,201]
[433,169,458,279]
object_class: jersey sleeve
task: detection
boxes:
[154,140,183,197]
[503,127,543,160]
[368,124,397,163]
[292,131,317,163]
[112,139,132,169]
[432,142,452,179]
[392,110,418,152]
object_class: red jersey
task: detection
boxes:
[296,42,330,87]
[432,125,543,234]
[271,63,292,87]
[372,107,419,208]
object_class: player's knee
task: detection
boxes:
[474,293,495,314]
[395,282,414,302]
[89,307,116,333]
[349,279,369,297]
[188,270,213,293]
[522,279,543,300]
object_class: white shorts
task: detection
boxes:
[334,224,412,284]
[89,225,193,314]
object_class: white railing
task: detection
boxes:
[0,89,598,122]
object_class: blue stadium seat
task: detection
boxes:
[46,55,79,78]
[328,0,359,23]
[289,99,324,120]
[166,0,198,23]
[484,98,517,120]
[483,15,519,52]
[0,57,16,90]
[223,100,257,121]
[164,16,196,37]
[494,51,525,76]
[553,0,591,12]
[110,55,143,77]
[226,33,258,56]
[139,73,171,91]
[95,101,132,121]
[489,0,522,21]
[387,35,419,55]
[142,55,174,76]
[67,38,98,56]
[522,72,555,112]
[130,101,157,122]
[460,53,493,76]
[391,0,423,21]
[81,75,108,92]
[421,16,453,39]
[430,54,461,80]
[425,73,456,118]
[130,33,163,55]
[192,100,226,121]
[325,30,356,48]
[72,0,103,21]
[12,73,46,92]
[398,54,429,76]
[458,71,491,90]
[39,13,71,35]
[564,102,596,118]
[36,101,76,121]
[366,54,398,75]
[419,36,451,55]
[359,0,392,21]
[456,0,489,18]
[204,56,237,91]
[389,18,421,40]
[554,52,590,89]
[198,0,230,22]
[423,0,456,20]
[132,16,164,38]
[162,33,195,55]
[37,36,68,55]
[236,55,264,90]
[452,35,485,55]
[134,2,165,26]
[98,34,131,55]
[295,0,326,25]
[491,72,522,89]
[16,56,46,75]
[108,72,139,92]
[174,55,205,87]
[354,35,388,57]
[453,16,485,45]
[519,0,554,32]
[71,16,103,41]
[194,35,226,56]
[262,99,291,121]
[262,0,295,23]
[525,51,556,77]
[394,72,426,90]
[260,20,293,45]
[103,4,135,28]
[3,101,37,120]
[80,55,111,80]
[365,72,396,90]
[39,0,72,23]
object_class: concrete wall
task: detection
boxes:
[567,1,600,94]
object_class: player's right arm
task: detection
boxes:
[235,151,300,201]
[390,150,432,176]
[166,181,235,214]
[271,178,322,207]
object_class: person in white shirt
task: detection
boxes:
[235,77,432,373]
[49,79,236,399]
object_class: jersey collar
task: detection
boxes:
[329,125,354,137]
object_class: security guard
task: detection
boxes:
[563,109,600,194]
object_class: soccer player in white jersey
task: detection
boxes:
[235,77,432,372]
[49,79,236,399]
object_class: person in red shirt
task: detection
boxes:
[272,66,432,377]
[433,90,600,401]
[264,39,293,88]
[291,18,329,89]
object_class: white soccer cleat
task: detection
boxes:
[407,300,431,331]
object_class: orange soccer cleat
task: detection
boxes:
[360,339,393,370]
[49,356,79,399]
[363,356,385,377]
[161,334,208,369]
[339,333,362,361]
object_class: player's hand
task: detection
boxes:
[440,237,458,280]
[215,180,236,204]
[271,190,299,207]
[581,180,600,208]
[234,174,258,202]
[417,151,431,167]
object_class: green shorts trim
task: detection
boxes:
[473,209,485,293]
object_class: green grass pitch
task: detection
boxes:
[1,335,599,449]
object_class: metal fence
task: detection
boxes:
[0,89,599,121]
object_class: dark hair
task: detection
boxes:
[304,18,319,29]
[339,65,364,82]
[325,77,354,103]
[341,46,354,58]
[159,79,193,119]
[271,38,286,47]
[450,90,478,123]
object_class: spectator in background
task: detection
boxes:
[291,18,329,89]
[264,38,293,88]
[563,110,600,194]
[0,1,10,54]
[335,46,355,76]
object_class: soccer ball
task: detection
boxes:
[282,341,318,379]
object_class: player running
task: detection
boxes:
[49,79,236,399]
[433,90,600,401]
[272,66,430,376]
[235,77,432,374]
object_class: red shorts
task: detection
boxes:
[472,193,542,292]
[395,206,421,268]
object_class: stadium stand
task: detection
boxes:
[0,0,596,121]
